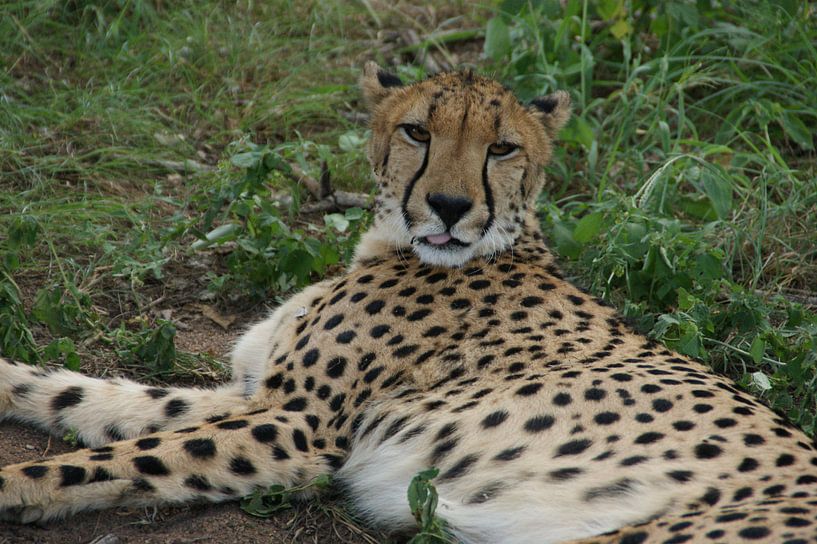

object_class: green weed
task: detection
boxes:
[241,473,333,517]
[407,468,452,544]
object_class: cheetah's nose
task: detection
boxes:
[426,193,473,229]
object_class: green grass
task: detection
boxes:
[0,0,816,534]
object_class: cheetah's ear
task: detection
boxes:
[361,61,402,109]
[528,90,572,139]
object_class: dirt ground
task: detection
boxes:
[0,318,383,544]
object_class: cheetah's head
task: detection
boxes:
[360,62,570,268]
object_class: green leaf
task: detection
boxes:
[324,213,350,233]
[230,151,262,169]
[484,17,511,61]
[191,223,241,249]
[572,213,604,244]
[700,171,732,220]
[779,112,814,150]
[749,336,765,364]
[559,116,594,148]
[338,130,367,152]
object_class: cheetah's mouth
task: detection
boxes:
[419,232,470,250]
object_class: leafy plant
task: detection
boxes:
[191,141,368,298]
[241,474,333,517]
[112,319,178,374]
[407,468,452,544]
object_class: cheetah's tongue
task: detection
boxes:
[426,233,452,245]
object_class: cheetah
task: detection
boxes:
[1,63,816,544]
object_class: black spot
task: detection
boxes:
[303,348,320,367]
[667,470,693,483]
[481,410,509,428]
[336,330,356,344]
[133,456,170,476]
[584,478,634,501]
[553,392,572,406]
[22,465,48,479]
[732,487,753,501]
[365,300,385,315]
[273,446,290,460]
[652,398,673,412]
[743,433,765,446]
[132,478,155,492]
[516,383,542,396]
[524,415,555,433]
[229,456,256,475]
[185,474,212,491]
[326,357,347,379]
[469,280,490,290]
[620,456,648,466]
[776,453,796,467]
[217,419,249,430]
[52,386,84,410]
[555,439,592,456]
[594,412,620,425]
[266,373,284,389]
[283,397,307,411]
[619,533,648,544]
[494,446,525,461]
[146,387,169,399]
[672,420,695,431]
[737,526,770,539]
[90,453,113,461]
[183,438,217,459]
[136,437,161,450]
[324,314,344,330]
[59,465,86,486]
[700,487,721,505]
[634,432,664,445]
[165,398,190,418]
[89,467,113,483]
[695,443,722,459]
[292,429,309,452]
[521,296,543,307]
[250,424,278,443]
[549,467,583,481]
[439,454,478,481]
[737,457,759,472]
[584,388,606,401]
[713,417,737,428]
[693,403,713,413]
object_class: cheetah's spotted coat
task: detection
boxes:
[1,64,816,544]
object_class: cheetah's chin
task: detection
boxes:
[412,239,480,268]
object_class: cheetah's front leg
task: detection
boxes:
[0,358,250,448]
[0,410,340,523]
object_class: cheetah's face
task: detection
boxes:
[361,63,571,267]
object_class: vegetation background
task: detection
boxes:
[0,0,815,541]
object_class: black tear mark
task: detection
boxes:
[400,144,430,229]
[481,151,495,235]
[377,70,402,88]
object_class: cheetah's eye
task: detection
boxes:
[400,124,431,144]
[488,142,519,157]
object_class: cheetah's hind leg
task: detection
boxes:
[0,358,250,448]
